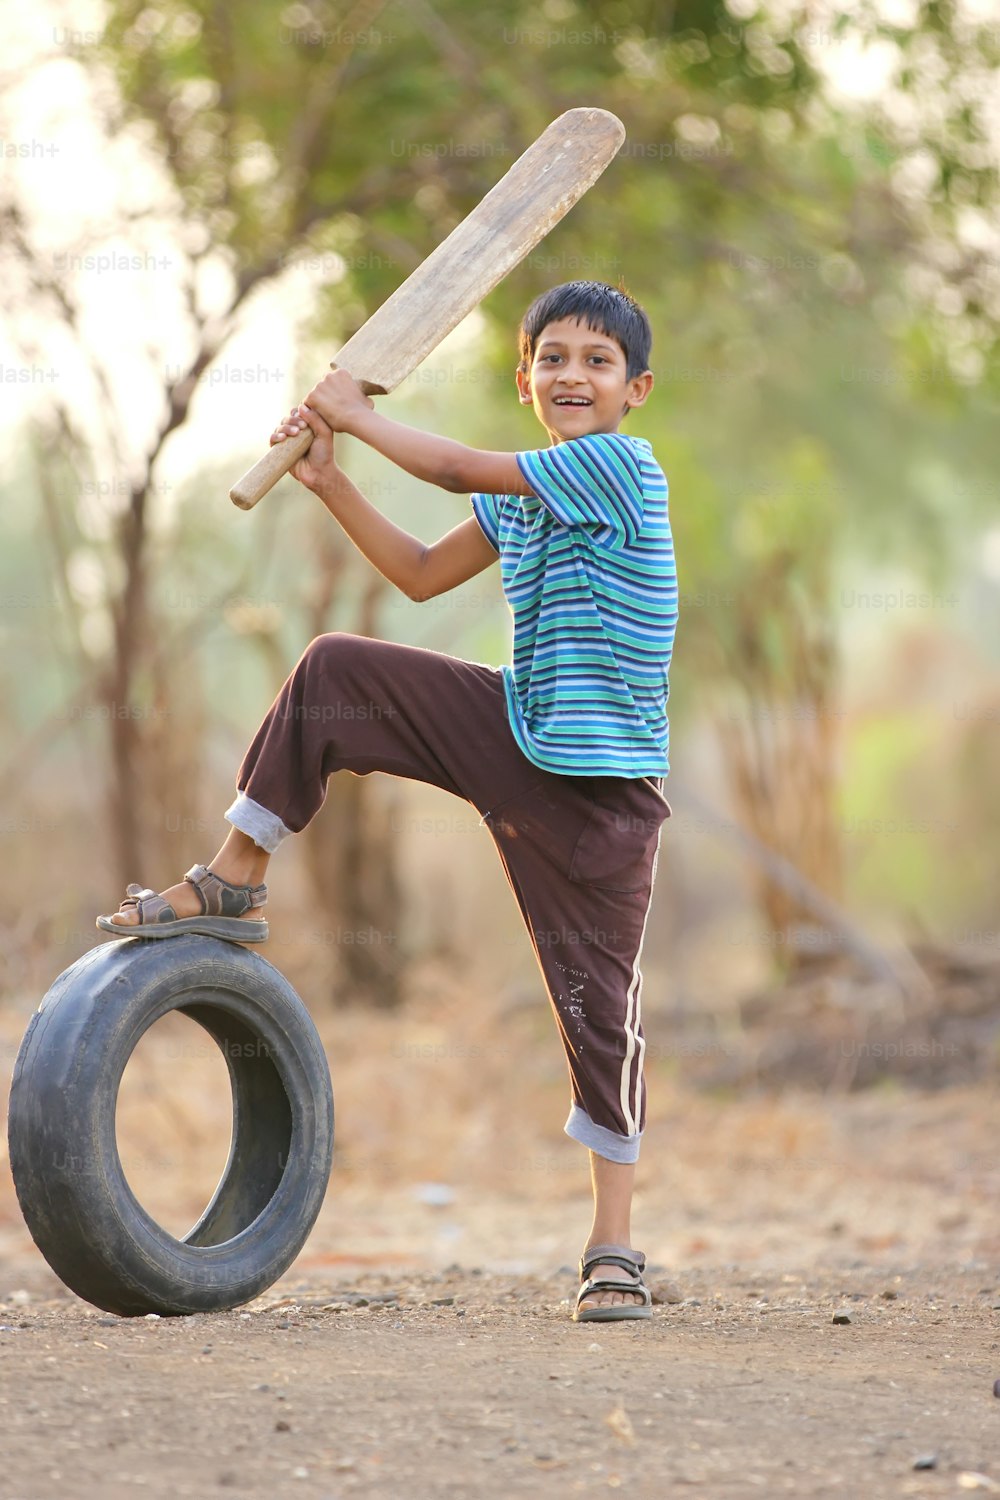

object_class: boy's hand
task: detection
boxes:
[269,404,338,494]
[302,368,375,433]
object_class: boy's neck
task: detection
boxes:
[544,419,628,446]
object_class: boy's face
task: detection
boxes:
[516,316,653,442]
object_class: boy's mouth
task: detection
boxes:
[553,396,592,408]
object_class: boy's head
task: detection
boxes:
[515,281,654,442]
[518,281,652,379]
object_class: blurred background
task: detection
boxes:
[1,0,998,1277]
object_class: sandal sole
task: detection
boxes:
[96,915,269,944]
[574,1303,653,1322]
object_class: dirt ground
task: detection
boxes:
[1,1258,999,1500]
[2,977,1000,1499]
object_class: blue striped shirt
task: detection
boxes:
[470,431,677,778]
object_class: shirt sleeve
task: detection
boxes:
[515,433,645,551]
[469,491,501,551]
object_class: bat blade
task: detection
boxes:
[230,107,625,510]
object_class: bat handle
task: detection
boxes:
[229,363,384,511]
[229,425,313,510]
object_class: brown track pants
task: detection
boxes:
[225,633,671,1163]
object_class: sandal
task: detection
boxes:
[573,1243,653,1323]
[96,864,269,944]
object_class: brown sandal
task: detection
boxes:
[96,864,268,944]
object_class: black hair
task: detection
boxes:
[517,281,652,380]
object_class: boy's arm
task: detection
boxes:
[411,516,499,601]
[302,369,534,497]
[273,404,498,602]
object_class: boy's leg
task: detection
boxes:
[106,633,532,925]
[228,632,541,841]
[585,1155,637,1311]
[483,773,670,1310]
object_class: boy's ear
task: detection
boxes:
[625,369,654,410]
[515,365,533,404]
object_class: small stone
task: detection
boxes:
[428,1296,455,1307]
[831,1309,853,1325]
[144,1313,160,1322]
[275,1419,291,1433]
[994,1379,1000,1398]
[587,1342,602,1352]
[912,1454,938,1470]
[292,1467,309,1480]
[880,1289,898,1300]
[413,1182,456,1207]
[605,1405,635,1446]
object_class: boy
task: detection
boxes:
[98,281,679,1323]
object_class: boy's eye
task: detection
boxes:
[537,353,610,365]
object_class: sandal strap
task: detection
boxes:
[184,864,267,918]
[122,884,178,926]
[580,1244,646,1281]
[576,1274,651,1308]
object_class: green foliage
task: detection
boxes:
[5,0,999,925]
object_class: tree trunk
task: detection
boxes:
[104,481,150,886]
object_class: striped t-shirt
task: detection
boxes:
[470,431,677,778]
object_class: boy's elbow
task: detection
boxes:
[437,465,470,495]
[406,549,434,603]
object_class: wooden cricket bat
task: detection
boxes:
[230,107,625,510]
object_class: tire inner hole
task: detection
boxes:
[114,1009,238,1241]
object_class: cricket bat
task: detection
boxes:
[230,107,625,510]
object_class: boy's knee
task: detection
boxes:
[298,631,360,678]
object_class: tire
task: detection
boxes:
[7,935,334,1317]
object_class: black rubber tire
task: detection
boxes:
[7,935,334,1317]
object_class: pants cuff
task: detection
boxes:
[564,1104,642,1164]
[224,792,293,855]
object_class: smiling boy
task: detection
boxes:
[98,281,679,1322]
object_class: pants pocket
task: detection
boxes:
[484,780,584,875]
[569,778,672,893]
